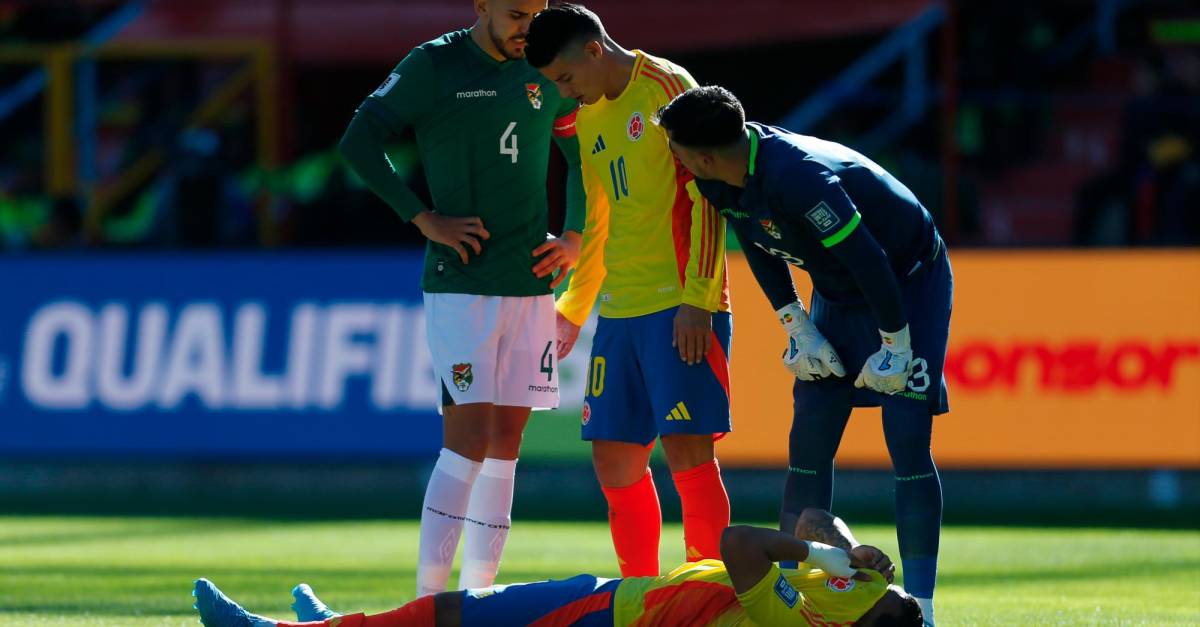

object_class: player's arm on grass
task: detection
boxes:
[553,157,610,358]
[338,49,488,264]
[794,508,895,583]
[781,170,912,393]
[533,102,587,287]
[721,525,857,593]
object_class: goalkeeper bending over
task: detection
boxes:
[192,508,923,626]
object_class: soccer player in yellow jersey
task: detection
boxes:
[524,4,733,577]
[193,508,924,626]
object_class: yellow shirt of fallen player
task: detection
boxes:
[612,559,889,625]
[555,51,730,326]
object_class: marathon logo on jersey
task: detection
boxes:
[719,207,750,219]
[372,73,401,97]
[805,201,841,233]
[525,83,543,110]
[451,363,473,392]
[759,219,783,239]
[774,573,799,608]
[456,89,498,99]
[826,576,856,592]
[627,111,645,141]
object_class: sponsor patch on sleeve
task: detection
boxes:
[774,573,799,608]
[804,201,841,233]
[372,73,401,97]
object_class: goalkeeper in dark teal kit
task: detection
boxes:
[658,86,950,626]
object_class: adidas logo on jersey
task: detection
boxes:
[592,134,607,155]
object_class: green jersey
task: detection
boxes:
[347,29,585,296]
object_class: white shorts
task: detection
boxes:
[424,292,560,410]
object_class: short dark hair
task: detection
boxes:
[860,588,924,627]
[525,3,605,69]
[656,85,746,149]
[896,592,924,626]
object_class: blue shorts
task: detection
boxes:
[460,574,619,626]
[581,307,733,445]
[806,242,952,415]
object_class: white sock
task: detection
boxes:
[457,457,517,589]
[916,597,935,626]
[416,448,481,597]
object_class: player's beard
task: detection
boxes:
[488,21,525,60]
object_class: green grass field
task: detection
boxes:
[1,516,1197,626]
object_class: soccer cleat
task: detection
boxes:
[192,578,275,627]
[292,583,340,621]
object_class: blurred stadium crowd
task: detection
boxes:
[0,0,1196,250]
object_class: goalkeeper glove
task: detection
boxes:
[854,325,913,395]
[803,541,857,578]
[777,302,845,381]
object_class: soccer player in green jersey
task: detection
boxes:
[337,0,587,598]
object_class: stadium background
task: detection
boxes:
[0,1,1198,624]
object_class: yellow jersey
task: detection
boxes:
[556,51,730,326]
[612,559,888,626]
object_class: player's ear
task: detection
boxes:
[583,39,603,61]
[474,0,488,19]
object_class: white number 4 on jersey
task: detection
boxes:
[500,122,518,163]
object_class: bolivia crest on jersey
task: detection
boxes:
[760,218,783,239]
[627,111,645,141]
[526,83,543,110]
[826,576,856,592]
[451,363,474,391]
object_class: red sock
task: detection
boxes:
[601,469,662,577]
[271,596,435,627]
[672,458,730,562]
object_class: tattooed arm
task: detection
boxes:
[720,523,864,593]
[794,508,896,583]
[793,508,859,551]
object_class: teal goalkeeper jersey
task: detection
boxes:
[353,29,583,296]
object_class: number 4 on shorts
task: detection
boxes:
[540,341,554,382]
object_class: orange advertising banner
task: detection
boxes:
[719,250,1200,468]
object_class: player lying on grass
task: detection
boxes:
[192,508,923,626]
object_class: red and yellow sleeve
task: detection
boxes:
[681,184,727,312]
[555,157,610,326]
[654,66,727,313]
